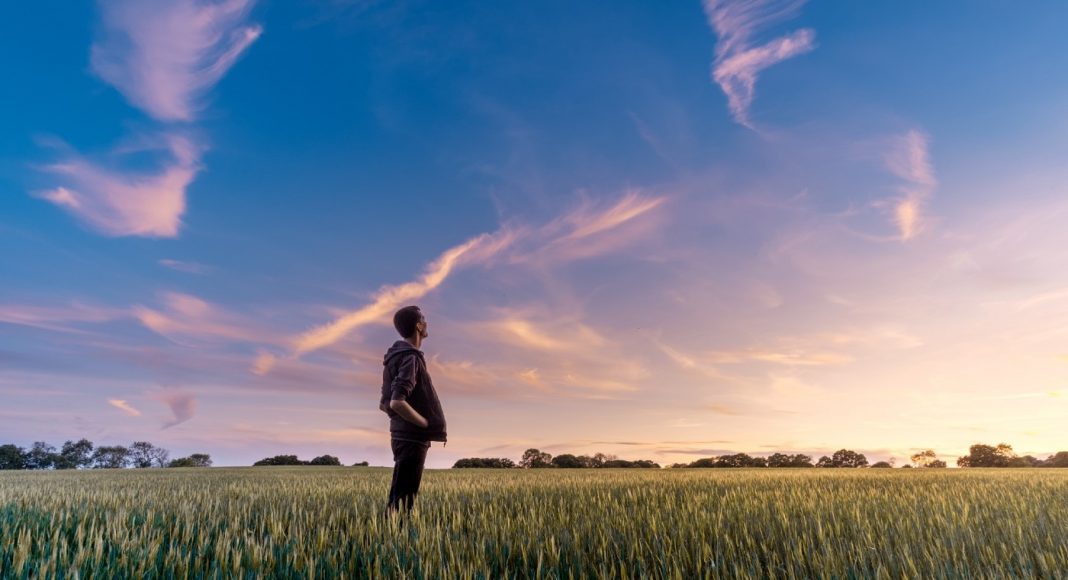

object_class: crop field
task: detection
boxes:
[1,467,1066,578]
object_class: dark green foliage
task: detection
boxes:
[870,461,893,468]
[167,454,212,468]
[128,441,170,468]
[453,458,516,468]
[91,446,130,469]
[766,453,814,467]
[551,454,584,468]
[309,455,341,466]
[957,443,1016,467]
[25,442,58,470]
[253,455,306,466]
[56,439,94,470]
[1044,451,1068,467]
[713,453,767,468]
[0,444,28,470]
[816,450,868,468]
[602,459,659,468]
[520,449,553,468]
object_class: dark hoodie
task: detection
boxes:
[381,340,447,444]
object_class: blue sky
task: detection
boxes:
[3,0,1068,467]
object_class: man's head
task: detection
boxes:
[393,305,428,340]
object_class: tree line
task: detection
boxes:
[452,444,1068,469]
[453,449,661,469]
[252,454,368,466]
[0,439,211,469]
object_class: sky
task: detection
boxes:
[2,0,1068,468]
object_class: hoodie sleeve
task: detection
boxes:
[389,354,419,402]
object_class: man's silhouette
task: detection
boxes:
[379,305,447,514]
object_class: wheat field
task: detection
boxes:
[1,467,1065,578]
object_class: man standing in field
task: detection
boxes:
[379,305,448,514]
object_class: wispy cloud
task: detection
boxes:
[479,310,607,352]
[703,0,815,128]
[36,0,260,237]
[91,0,262,122]
[153,390,197,428]
[0,302,124,334]
[159,258,211,274]
[107,398,142,417]
[36,134,199,237]
[884,129,936,240]
[133,291,264,344]
[288,191,665,358]
[292,230,517,356]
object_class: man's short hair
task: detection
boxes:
[393,306,422,338]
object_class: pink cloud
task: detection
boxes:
[133,291,268,344]
[153,389,197,428]
[108,398,142,417]
[883,129,936,240]
[703,0,815,128]
[36,134,199,237]
[91,0,262,122]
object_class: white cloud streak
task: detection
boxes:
[107,398,142,416]
[703,0,815,128]
[91,0,262,122]
[884,129,936,240]
[288,191,666,358]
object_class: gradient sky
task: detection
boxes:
[3,1,1068,468]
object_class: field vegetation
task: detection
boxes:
[1,467,1065,578]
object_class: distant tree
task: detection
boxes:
[149,446,170,468]
[56,439,94,469]
[870,461,893,468]
[520,448,553,468]
[25,442,58,470]
[1008,455,1041,467]
[453,458,517,468]
[817,449,868,468]
[254,455,306,466]
[589,452,615,468]
[713,453,767,468]
[91,445,130,469]
[129,441,157,468]
[601,459,660,468]
[167,453,212,468]
[957,443,1016,467]
[767,453,813,468]
[668,462,690,469]
[927,459,947,468]
[911,449,938,468]
[352,461,369,467]
[575,455,594,468]
[1043,452,1068,467]
[0,444,28,470]
[689,458,718,468]
[551,454,585,468]
[309,455,341,466]
[899,464,913,469]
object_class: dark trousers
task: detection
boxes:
[388,438,429,513]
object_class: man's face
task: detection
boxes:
[417,315,428,339]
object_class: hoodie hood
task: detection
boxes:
[384,340,422,365]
